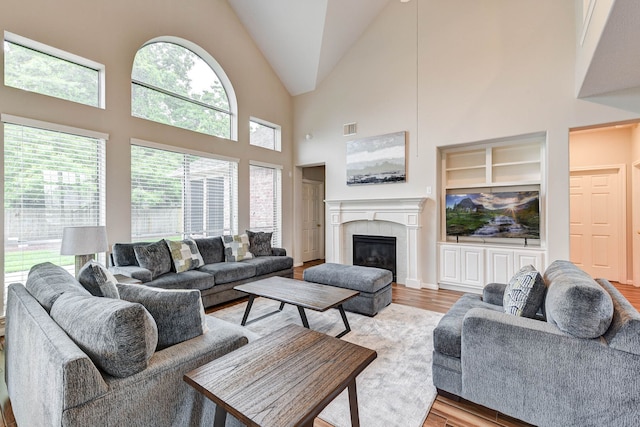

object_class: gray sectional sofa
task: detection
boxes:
[432,260,640,427]
[109,236,293,308]
[5,262,254,426]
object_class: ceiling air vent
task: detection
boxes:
[343,122,357,136]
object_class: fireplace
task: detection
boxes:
[353,235,397,282]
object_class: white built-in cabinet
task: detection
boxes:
[438,243,545,293]
[438,134,547,292]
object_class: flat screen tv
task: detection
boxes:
[446,191,540,239]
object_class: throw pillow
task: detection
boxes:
[503,265,545,318]
[246,230,273,257]
[117,283,208,350]
[165,239,205,273]
[50,293,158,378]
[134,240,172,279]
[25,262,91,311]
[222,234,254,262]
[78,260,120,299]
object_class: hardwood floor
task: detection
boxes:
[2,262,639,427]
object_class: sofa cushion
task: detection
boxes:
[198,262,257,284]
[193,236,225,264]
[50,293,157,378]
[433,294,503,358]
[144,269,215,291]
[241,255,294,276]
[165,239,204,273]
[116,283,207,350]
[503,265,545,318]
[134,240,172,279]
[222,234,253,262]
[597,278,640,354]
[544,260,614,339]
[25,262,91,311]
[78,260,120,299]
[246,230,273,256]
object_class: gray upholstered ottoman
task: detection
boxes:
[303,263,392,316]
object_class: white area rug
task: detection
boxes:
[213,299,443,427]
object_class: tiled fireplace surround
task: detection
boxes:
[325,198,427,289]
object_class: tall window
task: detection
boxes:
[250,118,281,151]
[250,163,282,247]
[3,116,106,295]
[131,143,238,240]
[131,40,236,139]
[3,32,104,108]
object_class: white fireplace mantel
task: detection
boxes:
[325,198,427,288]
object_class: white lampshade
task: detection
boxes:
[61,226,109,255]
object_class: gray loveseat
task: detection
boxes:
[110,236,293,308]
[432,260,640,427]
[6,262,254,427]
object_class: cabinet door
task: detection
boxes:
[461,247,484,288]
[514,250,545,272]
[486,249,514,284]
[439,246,460,283]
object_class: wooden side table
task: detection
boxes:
[184,324,377,427]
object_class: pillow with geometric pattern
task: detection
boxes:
[503,264,546,318]
[165,239,204,273]
[221,234,254,262]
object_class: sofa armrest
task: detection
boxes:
[109,265,153,282]
[482,282,507,306]
[461,308,639,426]
[271,247,287,256]
[62,316,253,426]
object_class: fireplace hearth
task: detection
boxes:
[353,234,397,282]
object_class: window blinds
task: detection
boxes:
[131,144,238,240]
[249,164,282,247]
[4,122,106,288]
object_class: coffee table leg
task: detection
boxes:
[241,295,256,326]
[297,306,310,328]
[336,305,351,338]
[214,405,227,427]
[348,380,360,427]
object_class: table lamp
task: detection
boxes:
[60,226,109,277]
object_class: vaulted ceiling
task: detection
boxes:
[227,0,390,96]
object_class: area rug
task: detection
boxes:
[213,299,443,427]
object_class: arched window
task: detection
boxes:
[131,38,237,140]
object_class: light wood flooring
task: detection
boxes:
[2,261,639,427]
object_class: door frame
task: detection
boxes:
[570,164,627,283]
[633,161,640,286]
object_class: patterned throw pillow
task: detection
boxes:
[134,240,172,279]
[246,230,273,257]
[165,239,205,273]
[222,234,254,262]
[503,264,546,318]
[78,260,120,299]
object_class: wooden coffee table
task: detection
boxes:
[235,276,359,338]
[184,324,377,427]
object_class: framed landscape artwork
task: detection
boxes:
[346,131,406,185]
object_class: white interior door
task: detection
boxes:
[301,181,323,262]
[570,168,624,281]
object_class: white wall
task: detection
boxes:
[0,0,294,258]
[294,0,638,287]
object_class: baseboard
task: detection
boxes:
[438,282,483,295]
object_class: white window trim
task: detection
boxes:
[4,31,106,109]
[249,160,283,170]
[131,138,239,164]
[1,114,109,141]
[249,116,282,152]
